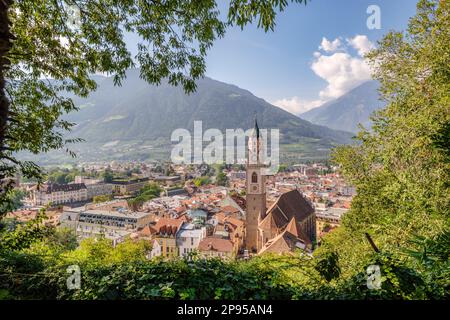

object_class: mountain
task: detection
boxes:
[65,69,351,144]
[22,69,353,164]
[300,80,383,133]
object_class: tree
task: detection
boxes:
[193,176,210,187]
[325,0,449,276]
[46,226,78,251]
[0,209,53,251]
[0,188,27,213]
[47,171,67,184]
[216,172,228,186]
[0,0,307,216]
[93,194,112,203]
[46,167,79,184]
[127,183,162,210]
[213,163,228,186]
[102,169,114,183]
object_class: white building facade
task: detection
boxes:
[176,223,207,258]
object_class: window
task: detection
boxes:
[251,172,258,183]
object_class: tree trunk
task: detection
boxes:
[0,0,14,182]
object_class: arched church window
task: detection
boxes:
[252,172,258,183]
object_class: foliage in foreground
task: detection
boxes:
[326,0,449,282]
[0,217,448,300]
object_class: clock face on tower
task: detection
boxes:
[248,171,261,194]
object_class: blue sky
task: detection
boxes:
[126,0,418,115]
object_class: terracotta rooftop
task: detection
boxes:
[221,205,240,213]
[153,217,184,236]
[198,237,233,252]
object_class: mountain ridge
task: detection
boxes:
[21,69,355,164]
[64,69,353,145]
[300,80,383,133]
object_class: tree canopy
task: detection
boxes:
[322,0,449,277]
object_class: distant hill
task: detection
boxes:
[300,80,383,133]
[64,69,352,145]
[21,69,354,164]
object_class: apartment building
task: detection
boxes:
[60,206,152,241]
[29,183,88,206]
[176,223,207,258]
[111,177,150,195]
[149,218,184,258]
[86,182,114,199]
[198,237,234,260]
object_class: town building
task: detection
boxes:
[198,237,234,260]
[28,183,88,206]
[153,175,181,186]
[245,119,316,254]
[149,239,162,259]
[148,217,185,258]
[111,177,150,195]
[176,223,207,258]
[315,207,347,239]
[74,176,102,185]
[60,206,152,242]
[186,209,208,225]
[258,190,316,254]
[86,182,114,199]
[213,212,245,255]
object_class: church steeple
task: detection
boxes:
[254,116,260,139]
[249,115,263,165]
[245,115,266,253]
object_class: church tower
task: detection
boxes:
[245,118,266,253]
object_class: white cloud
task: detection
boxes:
[311,52,372,99]
[346,35,375,57]
[274,35,375,115]
[319,37,343,52]
[272,97,324,115]
[311,35,374,99]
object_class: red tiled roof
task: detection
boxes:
[153,217,184,236]
[221,205,240,213]
[198,237,233,253]
[139,225,156,237]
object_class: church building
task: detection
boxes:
[245,119,316,254]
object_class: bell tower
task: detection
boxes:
[245,118,266,253]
